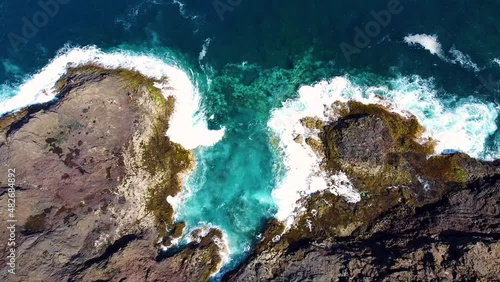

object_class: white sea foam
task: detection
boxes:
[0,45,225,150]
[115,0,165,30]
[268,77,363,226]
[493,58,500,67]
[403,34,483,72]
[2,60,23,76]
[199,38,211,61]
[172,0,186,15]
[186,224,231,273]
[212,231,231,271]
[168,147,211,221]
[448,46,481,72]
[115,4,141,30]
[269,74,498,225]
[384,76,498,157]
[167,195,182,212]
[172,0,198,20]
[404,34,445,58]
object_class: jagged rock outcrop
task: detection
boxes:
[1,68,498,282]
[225,102,500,282]
[0,66,221,282]
[225,176,500,281]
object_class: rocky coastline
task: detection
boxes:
[224,101,500,281]
[0,66,498,281]
[0,66,223,281]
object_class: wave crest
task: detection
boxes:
[0,45,225,149]
[269,74,498,225]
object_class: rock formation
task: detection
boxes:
[224,102,500,281]
[0,68,498,282]
[0,66,222,282]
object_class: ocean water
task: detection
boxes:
[0,0,499,279]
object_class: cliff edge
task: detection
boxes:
[0,66,222,282]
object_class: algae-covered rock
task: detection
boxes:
[323,114,395,168]
[292,102,497,240]
[320,102,480,204]
[0,66,218,282]
[225,177,500,282]
[225,100,500,282]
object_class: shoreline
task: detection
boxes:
[0,63,226,282]
[0,47,499,282]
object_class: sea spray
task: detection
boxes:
[2,46,497,279]
[0,45,225,149]
[403,34,483,72]
[404,34,445,58]
[269,74,498,225]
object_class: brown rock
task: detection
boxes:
[0,67,220,282]
[225,103,500,282]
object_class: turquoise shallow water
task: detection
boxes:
[0,0,499,279]
[179,129,277,265]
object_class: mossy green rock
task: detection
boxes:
[278,101,495,242]
[233,101,500,282]
[0,65,222,282]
